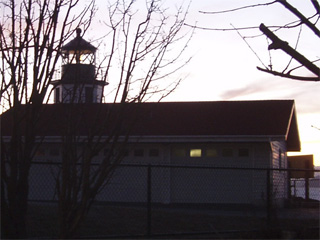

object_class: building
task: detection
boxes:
[288,155,314,179]
[51,28,107,103]
[1,30,301,207]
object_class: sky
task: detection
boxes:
[161,0,320,166]
[83,0,320,165]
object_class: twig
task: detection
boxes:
[231,24,268,69]
[282,25,303,73]
[183,23,259,31]
[199,1,277,14]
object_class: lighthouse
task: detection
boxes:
[51,28,107,103]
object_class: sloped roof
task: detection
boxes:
[61,29,96,53]
[0,100,300,151]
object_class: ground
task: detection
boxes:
[26,202,319,239]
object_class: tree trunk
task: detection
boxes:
[1,174,29,238]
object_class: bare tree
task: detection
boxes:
[186,0,320,81]
[0,0,96,238]
[55,1,192,238]
[1,0,192,238]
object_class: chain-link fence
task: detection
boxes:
[290,178,320,201]
[25,162,319,238]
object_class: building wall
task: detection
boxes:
[251,143,270,205]
[168,143,272,205]
[270,141,288,206]
[29,141,277,206]
[56,84,103,103]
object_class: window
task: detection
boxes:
[172,148,186,157]
[134,149,144,157]
[238,148,249,157]
[190,149,202,157]
[206,148,218,157]
[35,148,45,157]
[49,147,60,156]
[222,148,233,157]
[149,149,159,157]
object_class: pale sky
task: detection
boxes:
[169,0,320,165]
[87,0,320,165]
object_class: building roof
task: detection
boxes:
[0,100,300,151]
[61,29,96,53]
[288,155,314,178]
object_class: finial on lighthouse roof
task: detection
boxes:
[76,28,82,37]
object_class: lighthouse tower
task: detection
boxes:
[52,29,107,103]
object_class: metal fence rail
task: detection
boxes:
[25,162,319,238]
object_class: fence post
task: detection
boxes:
[305,177,310,200]
[266,168,272,228]
[287,168,291,200]
[304,160,311,200]
[147,164,152,237]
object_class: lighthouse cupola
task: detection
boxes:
[52,28,107,103]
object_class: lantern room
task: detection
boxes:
[61,28,96,65]
[51,28,107,103]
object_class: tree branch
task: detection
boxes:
[257,66,319,81]
[311,0,320,14]
[259,23,320,77]
[277,0,320,37]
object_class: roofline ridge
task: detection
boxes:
[130,99,296,104]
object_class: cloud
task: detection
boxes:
[219,78,320,114]
[219,83,266,100]
[218,78,284,100]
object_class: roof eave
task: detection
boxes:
[2,134,286,144]
[285,103,301,152]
